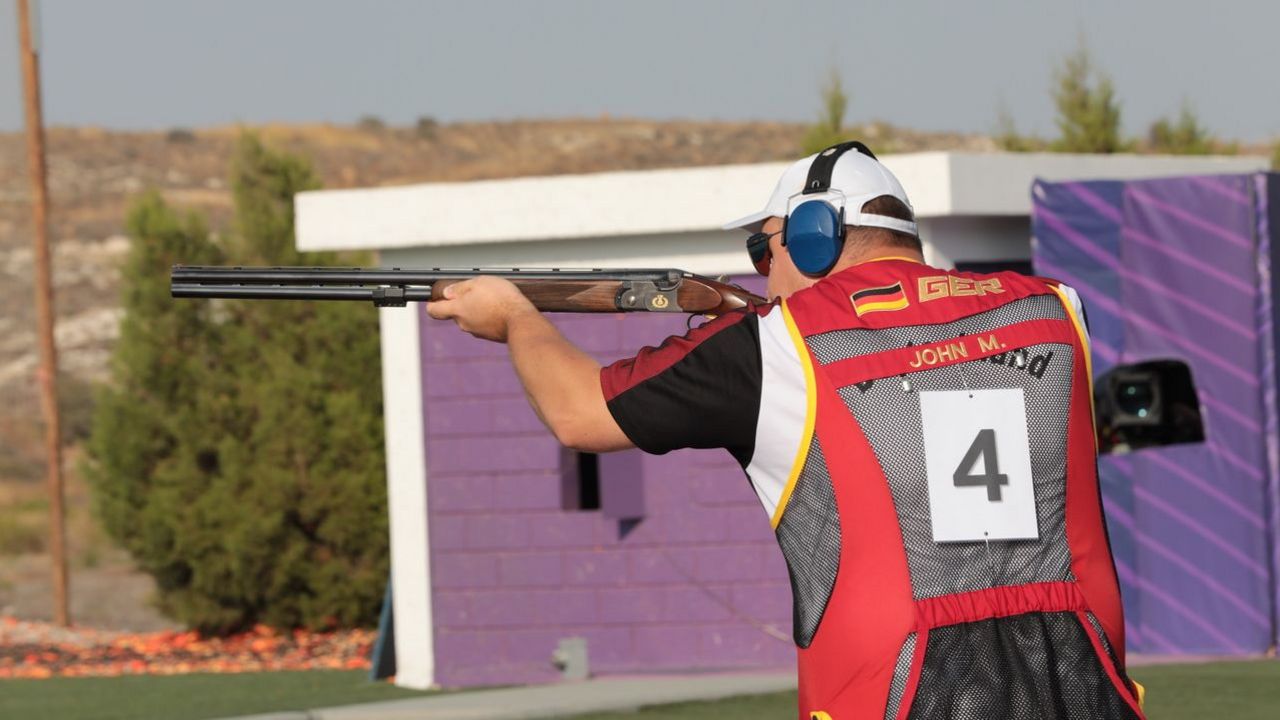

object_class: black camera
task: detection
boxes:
[1094,360,1205,454]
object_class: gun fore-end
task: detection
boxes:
[489,276,688,313]
[510,275,763,314]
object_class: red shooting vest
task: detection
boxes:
[774,259,1144,720]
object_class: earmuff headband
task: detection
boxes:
[802,141,877,195]
[775,141,915,278]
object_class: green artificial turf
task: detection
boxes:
[563,690,798,719]
[1136,660,1280,720]
[559,660,1280,720]
[2,660,1275,720]
[0,670,430,720]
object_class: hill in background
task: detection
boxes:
[0,118,994,625]
[0,118,993,457]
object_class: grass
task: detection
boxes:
[1135,660,1280,720]
[1,660,1275,720]
[557,661,1280,720]
[0,670,431,720]
[560,691,797,719]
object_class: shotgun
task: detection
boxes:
[170,266,767,315]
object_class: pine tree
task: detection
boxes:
[85,135,388,633]
[86,193,222,606]
[993,103,1044,153]
[1050,43,1129,153]
[801,69,852,155]
[1148,103,1213,155]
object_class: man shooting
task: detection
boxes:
[426,142,1145,720]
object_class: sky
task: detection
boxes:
[1,0,1277,142]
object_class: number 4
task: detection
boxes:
[953,429,1009,502]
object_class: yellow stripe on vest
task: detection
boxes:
[1049,284,1096,446]
[771,300,818,529]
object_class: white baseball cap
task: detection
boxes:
[723,144,917,236]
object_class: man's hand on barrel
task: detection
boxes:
[425,276,539,343]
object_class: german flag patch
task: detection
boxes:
[850,282,909,316]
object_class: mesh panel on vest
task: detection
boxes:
[775,438,842,648]
[818,297,1075,600]
[807,295,1066,364]
[904,612,1140,720]
[884,633,918,720]
[1085,612,1114,662]
[1085,611,1133,693]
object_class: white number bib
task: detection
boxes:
[918,388,1039,543]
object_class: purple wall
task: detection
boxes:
[417,277,795,687]
[1032,174,1279,655]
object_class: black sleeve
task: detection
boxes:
[600,310,763,464]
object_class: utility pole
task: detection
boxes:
[16,0,70,627]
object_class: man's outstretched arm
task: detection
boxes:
[425,276,633,452]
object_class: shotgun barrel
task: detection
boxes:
[171,265,767,315]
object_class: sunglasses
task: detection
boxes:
[746,229,781,276]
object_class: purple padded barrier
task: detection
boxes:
[418,274,796,687]
[1258,174,1280,645]
[1033,174,1278,655]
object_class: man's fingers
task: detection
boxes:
[423,276,530,343]
[425,299,456,320]
[441,278,477,300]
[427,278,482,320]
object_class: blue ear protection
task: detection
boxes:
[783,141,879,276]
[785,200,844,275]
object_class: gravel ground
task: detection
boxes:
[0,551,178,632]
[0,615,375,678]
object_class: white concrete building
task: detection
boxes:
[295,151,1269,689]
[299,151,1269,274]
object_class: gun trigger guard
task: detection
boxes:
[686,313,716,331]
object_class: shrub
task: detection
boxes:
[356,115,386,133]
[1147,102,1237,156]
[993,105,1046,153]
[59,371,96,445]
[1050,42,1129,153]
[801,69,853,155]
[84,134,388,634]
[0,510,45,555]
[415,116,439,141]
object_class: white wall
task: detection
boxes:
[296,152,1269,255]
[370,218,1033,283]
[377,264,435,689]
[372,230,757,278]
[921,216,1033,269]
[943,153,1268,216]
[296,163,792,253]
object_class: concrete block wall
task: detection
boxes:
[418,277,795,687]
